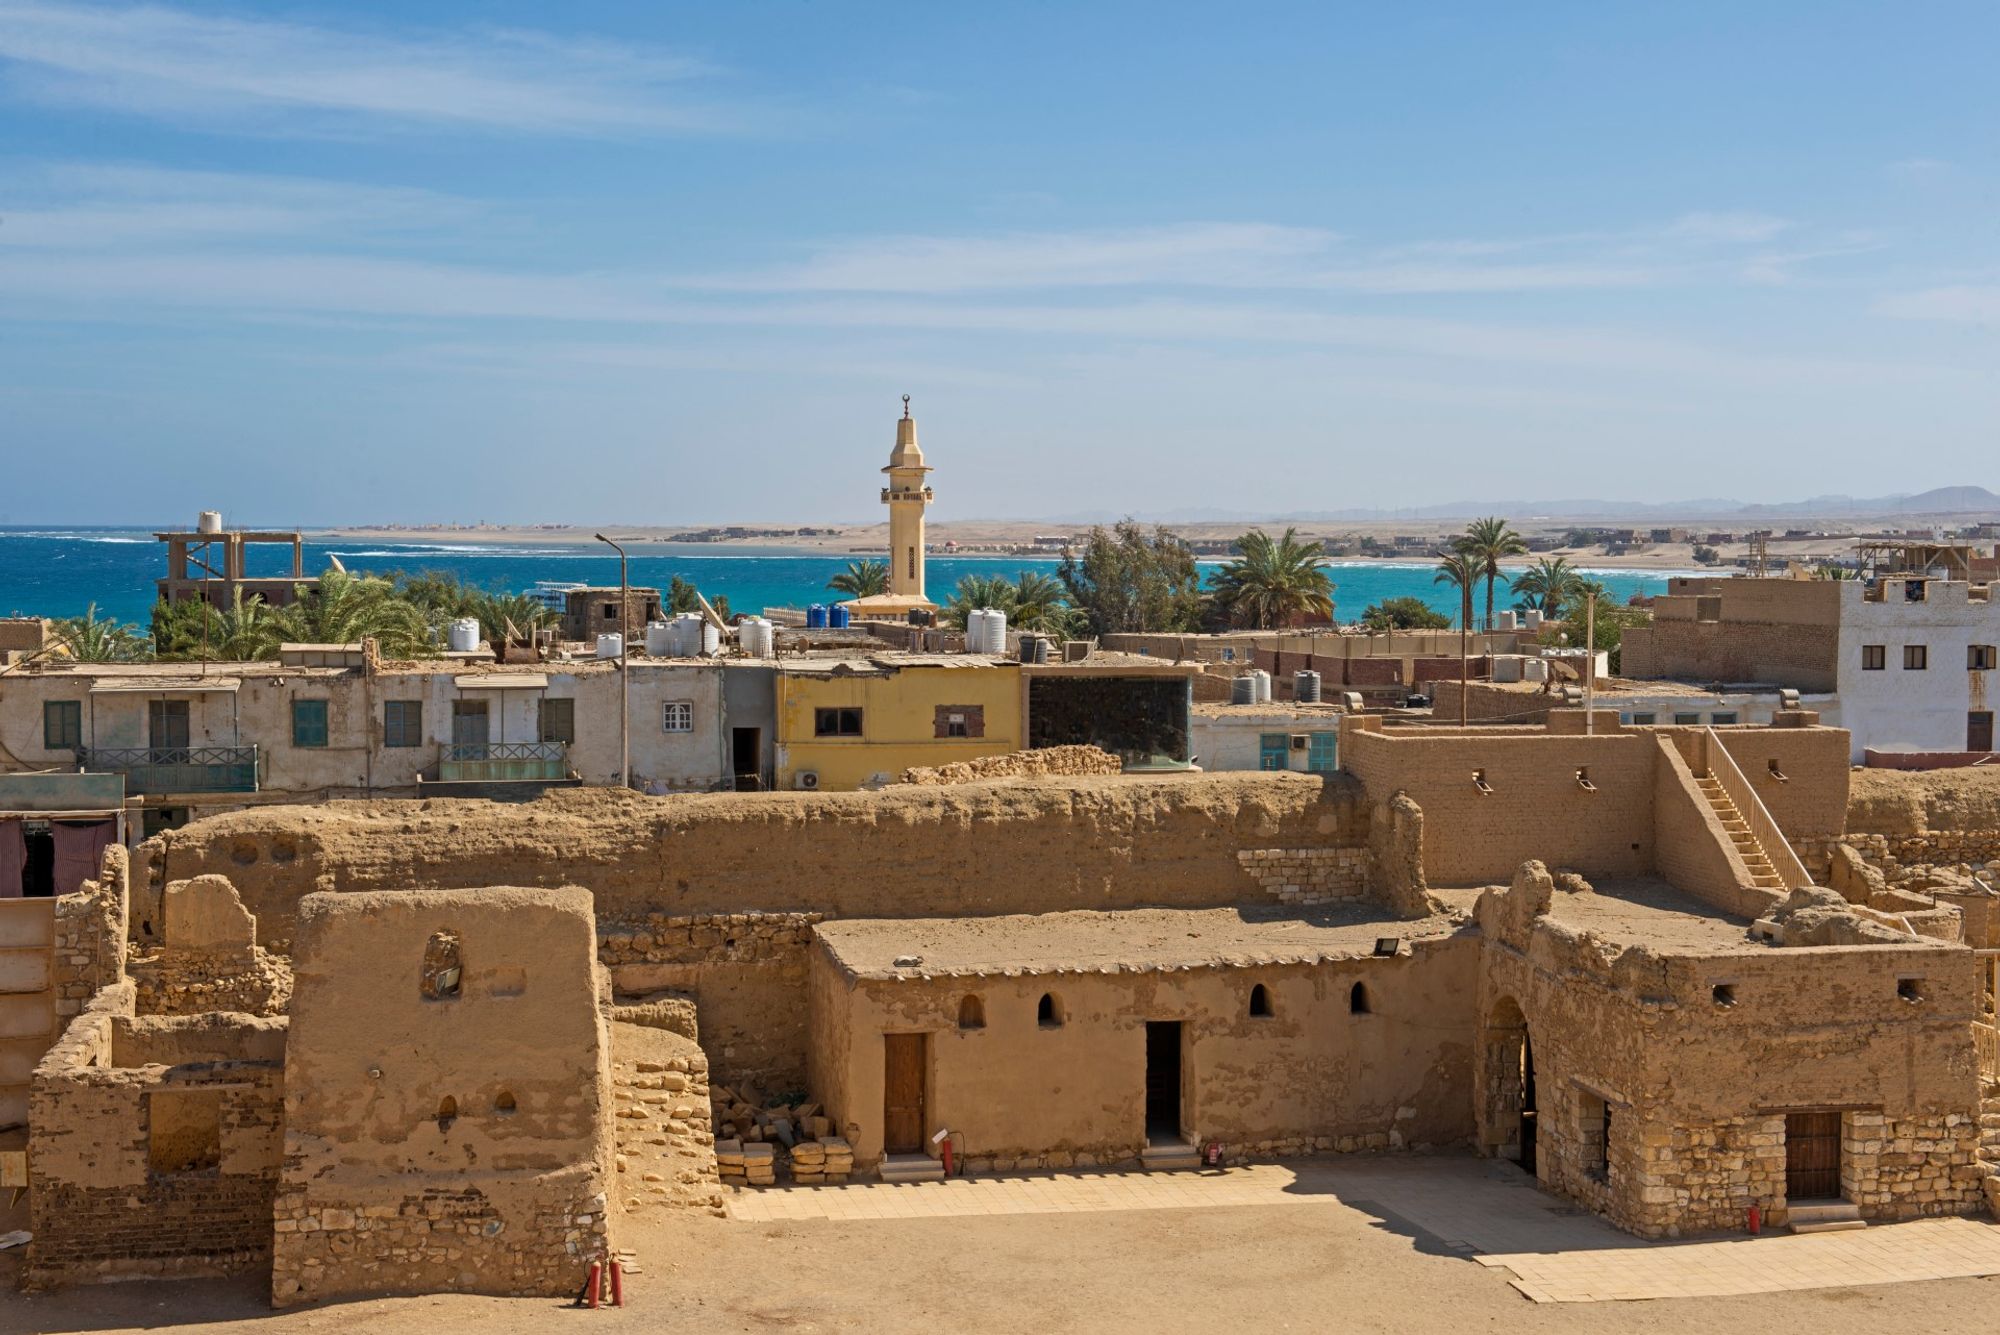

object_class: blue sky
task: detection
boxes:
[1,1,1995,526]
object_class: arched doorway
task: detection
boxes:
[1483,996,1536,1173]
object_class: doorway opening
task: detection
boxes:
[1970,711,1994,753]
[1785,1110,1843,1201]
[882,1032,928,1155]
[732,727,763,791]
[1144,1020,1183,1144]
[1484,995,1536,1172]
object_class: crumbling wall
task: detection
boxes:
[900,745,1123,785]
[272,887,613,1307]
[130,876,290,1017]
[51,844,128,1025]
[25,1005,286,1288]
[143,774,1376,945]
[609,1022,723,1217]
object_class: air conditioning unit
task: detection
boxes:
[1290,734,1310,751]
[796,771,820,791]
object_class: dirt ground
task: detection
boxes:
[7,1190,2000,1335]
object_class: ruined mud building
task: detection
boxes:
[11,705,2000,1305]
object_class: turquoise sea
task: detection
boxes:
[0,528,1684,629]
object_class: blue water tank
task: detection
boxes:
[806,603,828,629]
[829,604,851,629]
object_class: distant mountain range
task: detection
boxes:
[1037,485,2000,526]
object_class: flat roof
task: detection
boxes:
[1540,877,1763,952]
[815,905,1465,980]
[452,673,549,690]
[89,677,240,694]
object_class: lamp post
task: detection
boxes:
[595,533,630,790]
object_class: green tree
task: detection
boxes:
[1008,570,1082,637]
[667,575,731,623]
[944,574,1020,630]
[1433,544,1481,634]
[1811,563,1861,581]
[827,560,889,599]
[151,589,282,661]
[1509,556,1583,617]
[1542,581,1647,673]
[272,571,429,657]
[1459,516,1527,631]
[51,603,151,662]
[1207,527,1335,629]
[1358,596,1451,631]
[471,592,556,647]
[1057,519,1205,635]
[1692,544,1721,566]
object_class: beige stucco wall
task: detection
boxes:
[272,886,614,1306]
[808,937,1477,1170]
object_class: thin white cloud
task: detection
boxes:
[1666,211,1792,244]
[1877,286,2000,322]
[0,1,751,135]
[0,162,470,247]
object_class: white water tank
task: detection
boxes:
[739,617,774,658]
[1524,609,1544,630]
[1251,669,1273,703]
[667,612,712,657]
[447,617,480,653]
[597,632,624,659]
[644,620,674,656]
[1498,610,1518,631]
[197,510,223,534]
[967,608,1007,655]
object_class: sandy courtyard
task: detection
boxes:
[7,1155,2000,1335]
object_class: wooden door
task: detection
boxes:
[1785,1110,1842,1200]
[1970,711,1994,753]
[883,1033,927,1154]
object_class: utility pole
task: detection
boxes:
[1584,593,1596,735]
[595,533,630,790]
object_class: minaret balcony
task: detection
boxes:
[881,487,935,504]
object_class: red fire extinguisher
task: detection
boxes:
[1203,1141,1224,1168]
[1747,1202,1761,1235]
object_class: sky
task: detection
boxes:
[1,1,1996,526]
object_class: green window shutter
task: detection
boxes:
[44,700,82,750]
[1306,732,1338,772]
[292,699,329,748]
[1258,734,1289,771]
[383,701,422,747]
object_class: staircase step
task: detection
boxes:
[1791,1219,1869,1234]
[1141,1139,1203,1172]
[1788,1201,1864,1234]
[875,1153,945,1184]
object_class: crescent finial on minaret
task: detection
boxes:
[902,393,911,419]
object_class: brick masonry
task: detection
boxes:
[1234,847,1369,905]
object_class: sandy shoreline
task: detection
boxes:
[310,519,1867,573]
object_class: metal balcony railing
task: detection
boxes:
[82,745,259,794]
[438,741,568,783]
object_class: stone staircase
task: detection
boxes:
[1979,1080,2000,1218]
[1694,773,1787,894]
[1787,1200,1866,1234]
[876,1153,945,1184]
[1141,1138,1203,1172]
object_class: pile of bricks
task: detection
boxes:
[715,1139,776,1186]
[788,1137,853,1185]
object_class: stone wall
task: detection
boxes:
[26,1005,286,1288]
[1234,848,1369,906]
[599,912,819,1093]
[610,1021,723,1216]
[128,946,292,1018]
[901,745,1123,785]
[51,845,128,1026]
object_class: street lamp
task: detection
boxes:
[594,533,630,790]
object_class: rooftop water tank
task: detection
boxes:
[197,510,223,534]
[829,604,851,629]
[739,617,775,658]
[1251,669,1273,704]
[806,604,829,630]
[1498,610,1519,631]
[1230,674,1258,705]
[644,620,674,656]
[447,617,481,653]
[1524,609,1544,630]
[1294,669,1322,703]
[596,632,624,659]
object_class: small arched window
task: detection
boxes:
[1349,982,1371,1015]
[494,1090,517,1115]
[436,1096,458,1131]
[1037,993,1063,1029]
[958,995,986,1030]
[1249,983,1273,1018]
[421,929,463,1001]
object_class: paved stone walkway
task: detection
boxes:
[725,1155,2000,1303]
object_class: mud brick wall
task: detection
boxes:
[26,1007,285,1287]
[129,946,293,1018]
[599,912,820,1094]
[51,845,128,1024]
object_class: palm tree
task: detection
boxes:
[827,560,889,599]
[1208,527,1335,629]
[471,592,556,648]
[1433,545,1480,633]
[274,571,428,657]
[1009,570,1079,635]
[1460,516,1527,631]
[944,574,1020,630]
[51,603,150,662]
[1509,556,1582,617]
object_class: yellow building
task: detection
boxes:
[774,655,1021,790]
[845,396,938,620]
